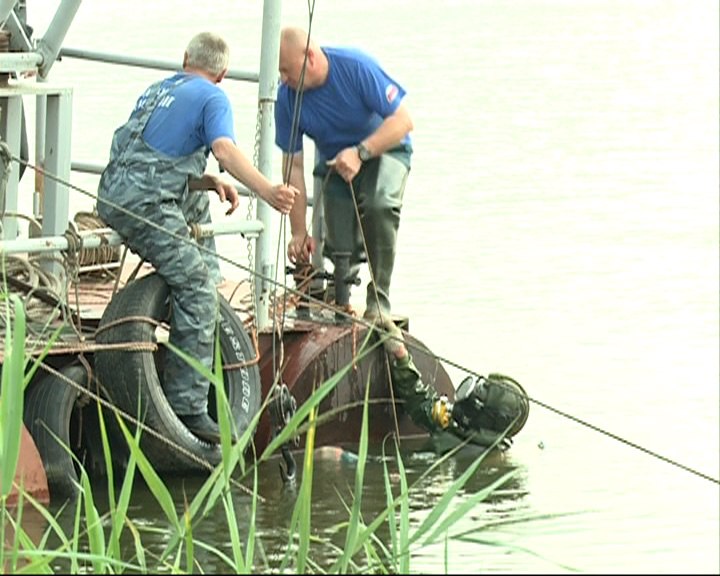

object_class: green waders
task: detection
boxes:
[319,150,410,319]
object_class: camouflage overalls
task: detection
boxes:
[97,78,221,416]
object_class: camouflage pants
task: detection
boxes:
[99,189,218,416]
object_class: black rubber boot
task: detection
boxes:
[179,412,238,444]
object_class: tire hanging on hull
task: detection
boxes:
[23,363,91,504]
[93,273,261,473]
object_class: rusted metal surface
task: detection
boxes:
[7,424,50,508]
[11,264,453,480]
[254,320,454,451]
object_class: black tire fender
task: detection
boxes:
[23,363,90,503]
[94,273,261,473]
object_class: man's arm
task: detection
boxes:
[211,137,296,214]
[283,151,308,236]
[283,150,316,263]
[188,174,221,191]
[188,173,240,215]
[212,137,274,198]
[332,101,414,182]
[358,101,414,158]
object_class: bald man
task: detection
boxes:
[275,27,414,323]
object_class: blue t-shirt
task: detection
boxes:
[275,47,411,160]
[132,72,235,157]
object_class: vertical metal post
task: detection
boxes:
[40,88,72,286]
[254,0,282,330]
[0,93,22,239]
[34,86,45,219]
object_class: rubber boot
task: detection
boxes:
[356,157,407,321]
[322,173,361,312]
[363,245,395,321]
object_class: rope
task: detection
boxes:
[73,210,121,268]
[31,359,261,499]
[1,97,716,489]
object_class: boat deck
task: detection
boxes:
[3,256,262,361]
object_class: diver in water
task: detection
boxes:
[378,319,530,450]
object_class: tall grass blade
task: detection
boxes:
[243,459,259,571]
[124,516,147,573]
[2,508,54,575]
[115,413,180,531]
[333,371,372,572]
[279,401,319,574]
[70,489,83,573]
[9,493,72,574]
[407,445,494,547]
[1,294,26,498]
[183,496,195,575]
[423,467,520,545]
[80,468,107,574]
[382,448,400,573]
[211,330,234,477]
[5,489,24,574]
[297,402,317,573]
[220,490,247,573]
[97,394,136,562]
[394,439,410,573]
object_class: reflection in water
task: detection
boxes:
[42,441,528,573]
[183,440,528,572]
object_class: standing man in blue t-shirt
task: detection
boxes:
[275,26,414,323]
[97,32,298,444]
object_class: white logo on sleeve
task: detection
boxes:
[385,84,399,103]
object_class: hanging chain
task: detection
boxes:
[245,103,263,329]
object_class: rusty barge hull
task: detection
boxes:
[8,267,454,505]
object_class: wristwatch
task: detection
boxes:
[356,142,372,162]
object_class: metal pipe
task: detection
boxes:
[0,51,42,74]
[253,0,282,330]
[36,0,82,79]
[34,80,46,220]
[0,0,16,29]
[0,220,264,255]
[58,47,259,82]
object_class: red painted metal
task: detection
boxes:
[7,424,50,508]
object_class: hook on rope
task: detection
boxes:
[268,382,299,485]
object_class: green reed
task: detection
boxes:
[1,299,523,574]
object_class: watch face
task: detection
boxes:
[358,144,371,161]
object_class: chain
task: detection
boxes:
[244,103,263,330]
